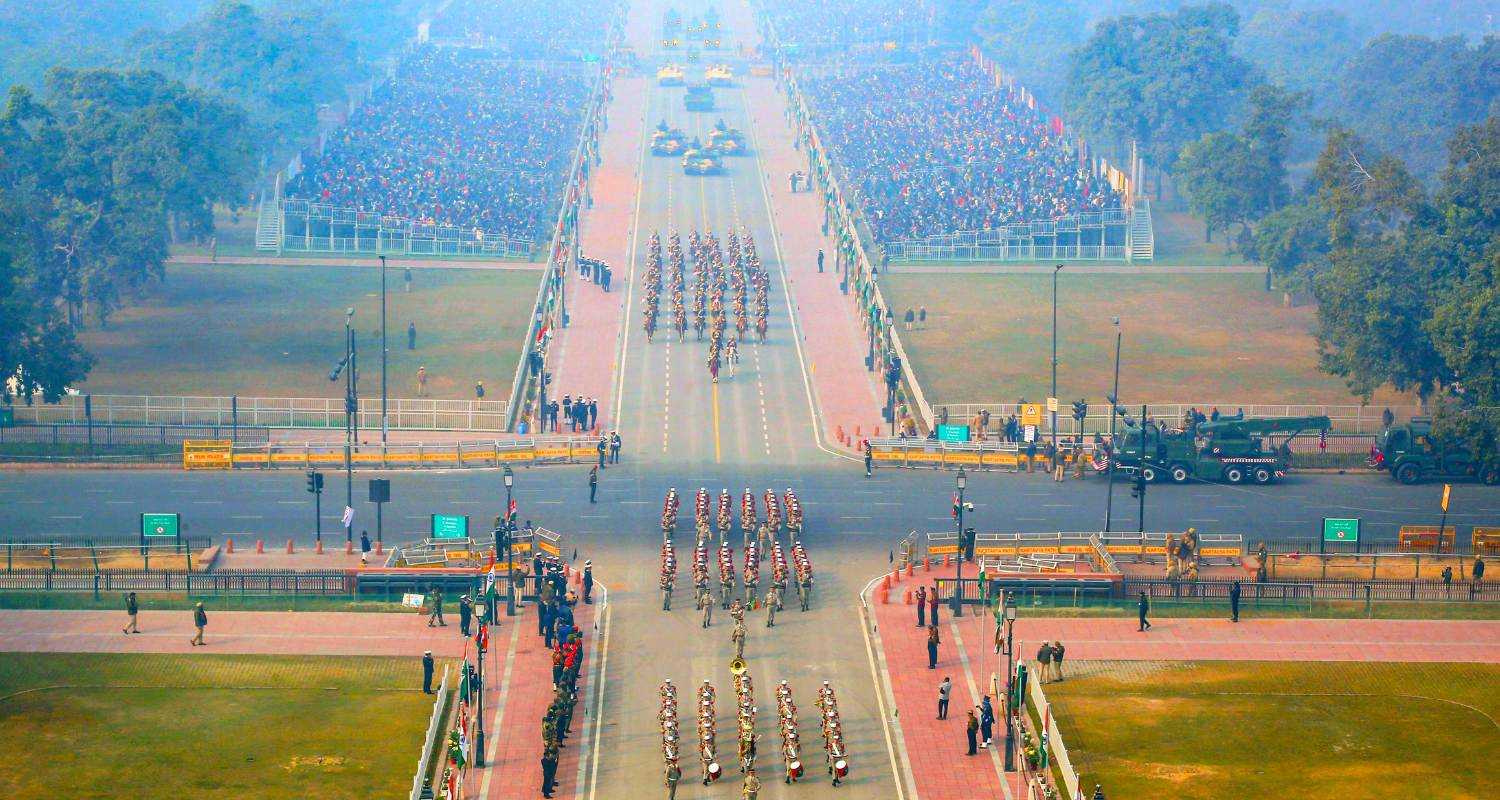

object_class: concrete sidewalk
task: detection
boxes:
[0,609,469,657]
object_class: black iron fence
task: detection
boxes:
[929,575,1497,607]
[0,568,354,594]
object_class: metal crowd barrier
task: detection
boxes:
[182,436,606,470]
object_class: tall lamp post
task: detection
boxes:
[1002,598,1018,771]
[474,623,487,767]
[1103,318,1122,533]
[953,468,967,617]
[330,308,358,543]
[503,466,516,617]
[379,255,389,446]
[1050,264,1063,449]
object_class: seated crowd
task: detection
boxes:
[429,0,621,55]
[801,57,1122,244]
[286,46,593,242]
[758,0,935,48]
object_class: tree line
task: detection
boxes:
[1,1,426,401]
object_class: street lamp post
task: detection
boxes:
[504,466,516,617]
[1002,600,1018,771]
[474,624,487,767]
[1050,264,1063,449]
[1103,318,1122,533]
[379,255,388,446]
[953,468,967,618]
[333,307,358,543]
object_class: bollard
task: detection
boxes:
[892,568,901,584]
[375,542,384,555]
[345,541,354,555]
[225,538,234,554]
[906,563,915,578]
[879,585,890,604]
[944,553,951,567]
[255,539,264,554]
[882,573,891,590]
[904,588,913,604]
[854,425,861,439]
[924,557,932,572]
[315,540,324,555]
[286,539,295,554]
[874,426,881,437]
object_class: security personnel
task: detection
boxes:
[701,587,714,627]
[541,738,560,798]
[765,586,779,627]
[798,573,812,612]
[731,621,746,661]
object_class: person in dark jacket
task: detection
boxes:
[422,650,435,693]
[916,586,927,627]
[965,709,979,755]
[979,695,995,747]
[1229,581,1242,622]
[926,625,940,669]
[582,561,594,604]
[588,466,599,503]
[1138,591,1152,631]
[190,602,207,646]
[459,594,473,636]
[123,592,140,634]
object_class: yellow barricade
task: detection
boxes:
[928,544,960,555]
[183,440,232,470]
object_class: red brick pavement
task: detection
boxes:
[466,596,598,800]
[0,609,469,657]
[744,78,887,451]
[549,77,647,434]
[870,566,1500,799]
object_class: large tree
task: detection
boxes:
[1064,3,1254,176]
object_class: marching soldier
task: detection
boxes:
[663,579,674,611]
[701,587,714,627]
[797,571,812,611]
[729,598,745,624]
[765,586,779,627]
[731,621,746,661]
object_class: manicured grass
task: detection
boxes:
[75,262,539,400]
[0,592,414,614]
[1046,660,1500,800]
[1012,599,1500,621]
[0,652,443,799]
[880,270,1410,406]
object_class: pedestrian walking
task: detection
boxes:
[918,306,926,327]
[427,586,446,627]
[666,762,682,800]
[1229,580,1242,622]
[422,650,435,693]
[965,709,979,755]
[475,381,485,399]
[589,466,599,503]
[122,592,140,634]
[582,561,594,604]
[459,594,473,636]
[416,365,428,396]
[1037,640,1054,682]
[864,445,873,478]
[408,322,417,350]
[980,695,994,747]
[189,602,207,646]
[916,585,927,627]
[360,530,371,566]
[1138,591,1152,631]
[1053,640,1066,680]
[817,249,825,273]
[926,624,940,669]
[937,676,951,719]
[903,308,915,331]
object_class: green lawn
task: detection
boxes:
[1046,660,1500,800]
[881,271,1409,406]
[76,262,539,400]
[0,652,441,799]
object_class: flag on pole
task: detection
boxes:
[951,492,960,519]
[341,506,354,529]
[1441,483,1451,513]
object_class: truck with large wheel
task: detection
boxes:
[1111,414,1331,485]
[1369,418,1500,485]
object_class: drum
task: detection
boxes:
[833,760,849,778]
[788,760,803,779]
[706,762,722,782]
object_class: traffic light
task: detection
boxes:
[1072,399,1088,423]
[306,470,323,494]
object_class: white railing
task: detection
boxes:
[410,665,451,800]
[936,403,1419,436]
[9,394,508,432]
[1025,667,1081,800]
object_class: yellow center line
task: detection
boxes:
[712,380,722,463]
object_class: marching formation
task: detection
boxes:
[639,229,771,380]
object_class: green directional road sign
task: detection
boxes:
[936,424,970,443]
[141,513,180,538]
[431,514,470,540]
[1322,517,1360,543]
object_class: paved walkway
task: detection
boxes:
[549,76,647,435]
[0,609,469,657]
[744,77,887,452]
[869,568,1500,800]
[465,593,600,800]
